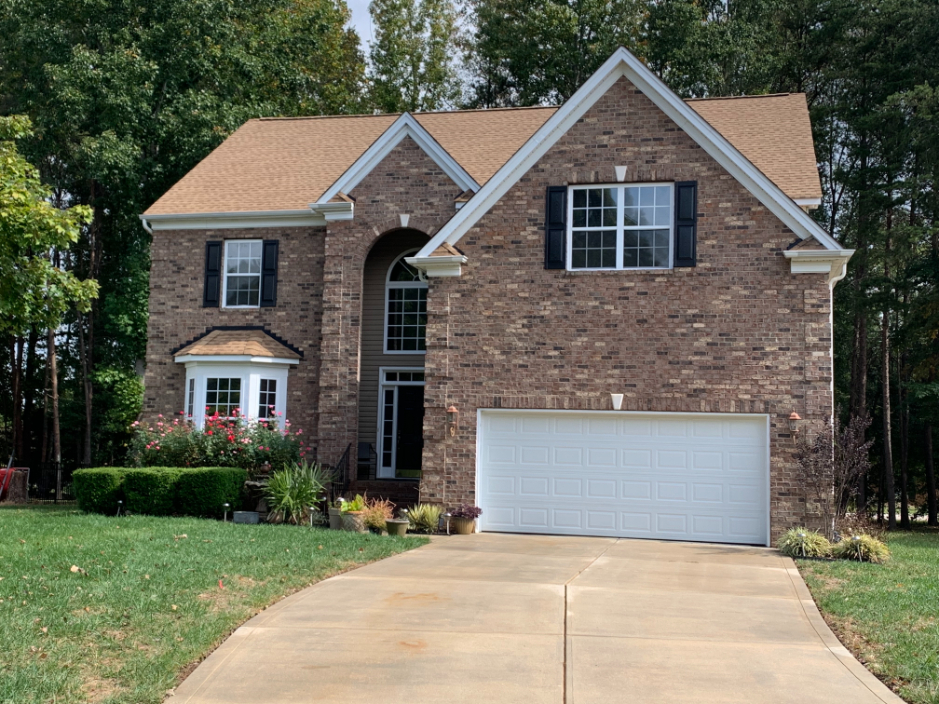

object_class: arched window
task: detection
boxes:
[385,250,427,353]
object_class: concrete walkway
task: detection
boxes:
[170,534,902,703]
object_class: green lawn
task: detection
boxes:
[798,530,939,704]
[0,505,426,704]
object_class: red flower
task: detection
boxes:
[206,430,213,435]
[227,434,235,442]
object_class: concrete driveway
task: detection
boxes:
[171,534,902,703]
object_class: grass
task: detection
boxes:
[0,505,427,704]
[798,529,939,704]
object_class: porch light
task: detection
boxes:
[788,412,802,434]
[447,405,459,437]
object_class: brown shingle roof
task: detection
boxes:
[145,95,820,216]
[688,93,821,202]
[175,329,301,360]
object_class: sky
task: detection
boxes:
[346,0,375,47]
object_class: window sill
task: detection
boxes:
[562,267,676,275]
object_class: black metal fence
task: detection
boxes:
[26,463,85,503]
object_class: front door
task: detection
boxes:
[378,369,425,479]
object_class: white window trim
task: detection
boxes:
[383,249,428,355]
[181,360,290,428]
[221,239,263,309]
[567,182,674,272]
[376,367,425,479]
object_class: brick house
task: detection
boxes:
[141,48,853,545]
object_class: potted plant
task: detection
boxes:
[340,494,367,533]
[450,505,482,534]
[385,508,410,537]
[328,499,344,530]
[405,504,443,534]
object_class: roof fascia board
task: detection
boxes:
[783,249,855,284]
[175,354,299,365]
[405,255,466,278]
[309,201,354,221]
[317,113,479,204]
[141,210,324,231]
[416,47,846,262]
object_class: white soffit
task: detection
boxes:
[414,47,850,264]
[316,113,479,204]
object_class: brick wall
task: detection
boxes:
[418,76,833,538]
[143,226,326,442]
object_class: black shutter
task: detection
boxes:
[674,181,697,267]
[260,239,279,307]
[203,241,222,307]
[544,186,567,269]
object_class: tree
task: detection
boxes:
[0,115,97,462]
[0,0,365,464]
[466,0,645,107]
[367,0,462,112]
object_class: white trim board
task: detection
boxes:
[414,47,850,270]
[316,113,479,204]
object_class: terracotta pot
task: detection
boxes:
[451,517,476,535]
[328,506,342,530]
[385,518,409,536]
[341,510,367,533]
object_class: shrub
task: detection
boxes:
[405,504,442,534]
[74,468,125,514]
[777,527,831,558]
[177,467,248,518]
[124,467,183,515]
[264,461,329,525]
[128,412,310,473]
[362,497,394,532]
[832,534,890,563]
[340,494,366,512]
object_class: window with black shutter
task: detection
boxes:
[203,241,222,307]
[544,186,567,269]
[260,239,279,307]
[673,181,697,267]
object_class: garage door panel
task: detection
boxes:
[478,411,769,545]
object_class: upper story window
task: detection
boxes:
[223,240,262,307]
[569,184,673,270]
[385,251,427,353]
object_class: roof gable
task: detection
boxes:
[317,113,479,204]
[414,47,846,263]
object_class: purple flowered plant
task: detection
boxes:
[450,504,482,519]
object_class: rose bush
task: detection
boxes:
[128,410,309,473]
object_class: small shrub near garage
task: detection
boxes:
[831,534,890,563]
[176,467,248,518]
[73,467,125,513]
[777,527,832,558]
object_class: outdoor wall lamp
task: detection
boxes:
[447,405,460,437]
[788,412,803,435]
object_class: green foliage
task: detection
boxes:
[73,467,125,514]
[832,534,891,564]
[264,461,330,525]
[405,503,442,533]
[466,0,645,106]
[128,413,309,472]
[362,497,394,531]
[123,468,183,516]
[0,115,98,336]
[176,467,248,518]
[341,494,367,512]
[368,0,461,111]
[0,506,426,704]
[777,527,832,558]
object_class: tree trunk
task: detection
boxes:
[881,309,896,530]
[47,329,61,466]
[40,337,51,463]
[926,424,937,527]
[77,316,93,465]
[898,381,909,530]
[10,337,24,461]
[21,328,38,461]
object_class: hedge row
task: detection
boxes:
[73,467,248,518]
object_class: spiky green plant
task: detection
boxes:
[832,534,890,563]
[264,460,329,524]
[405,503,443,534]
[777,527,832,558]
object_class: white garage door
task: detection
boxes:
[477,410,769,545]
